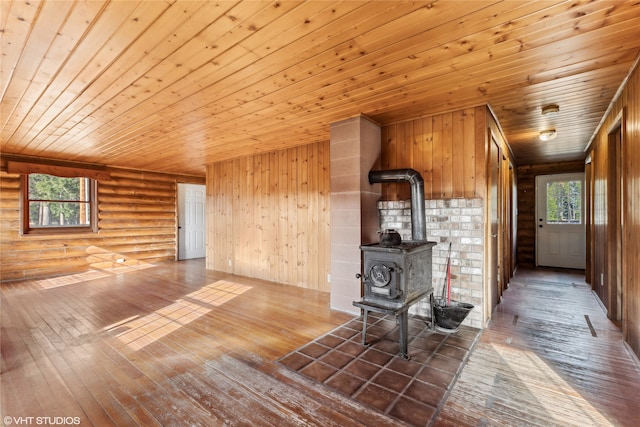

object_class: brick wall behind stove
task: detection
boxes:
[378,198,484,328]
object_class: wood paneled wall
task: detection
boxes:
[380,105,516,324]
[587,59,640,359]
[515,161,585,269]
[206,142,330,292]
[0,161,203,281]
[380,107,487,200]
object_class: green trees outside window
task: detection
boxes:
[24,174,95,232]
[546,180,582,224]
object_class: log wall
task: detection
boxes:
[206,142,330,292]
[0,162,203,281]
[586,59,640,359]
[515,161,585,269]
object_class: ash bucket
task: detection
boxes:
[433,297,474,332]
[432,242,474,333]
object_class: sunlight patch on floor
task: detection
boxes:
[34,270,112,289]
[491,343,613,427]
[113,280,252,351]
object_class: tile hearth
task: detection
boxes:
[278,313,480,426]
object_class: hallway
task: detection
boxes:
[436,269,640,426]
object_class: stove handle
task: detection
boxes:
[356,266,402,279]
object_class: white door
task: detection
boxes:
[178,183,206,260]
[536,173,585,269]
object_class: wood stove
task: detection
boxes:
[354,240,435,359]
[353,168,436,359]
[360,241,436,308]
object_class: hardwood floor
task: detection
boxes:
[1,260,395,426]
[436,268,640,427]
[2,261,639,426]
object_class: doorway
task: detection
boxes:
[607,119,623,322]
[535,173,586,269]
[178,183,206,260]
[487,135,501,316]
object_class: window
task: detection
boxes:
[546,180,582,224]
[21,173,97,234]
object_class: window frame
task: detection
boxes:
[20,173,98,235]
[544,179,583,225]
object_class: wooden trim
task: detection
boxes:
[486,103,516,164]
[7,160,110,180]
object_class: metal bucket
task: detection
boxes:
[433,298,474,332]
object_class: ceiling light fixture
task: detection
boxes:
[539,129,557,141]
[541,104,560,115]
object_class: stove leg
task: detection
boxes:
[361,309,370,347]
[399,311,410,359]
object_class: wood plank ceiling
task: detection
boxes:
[2,0,640,176]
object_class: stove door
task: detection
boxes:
[365,261,401,299]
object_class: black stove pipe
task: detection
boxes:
[368,168,426,241]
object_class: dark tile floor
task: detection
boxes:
[278,313,480,427]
